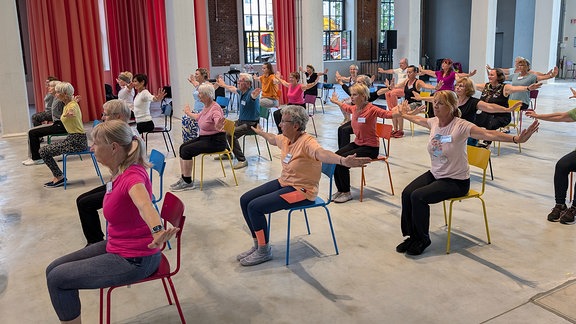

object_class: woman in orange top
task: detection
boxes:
[256,62,280,109]
[237,105,371,266]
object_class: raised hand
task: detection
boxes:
[516,120,539,143]
[570,87,576,99]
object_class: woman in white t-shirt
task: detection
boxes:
[396,90,539,256]
[116,71,135,109]
[131,74,166,134]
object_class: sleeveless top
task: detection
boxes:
[404,79,420,103]
[480,82,508,118]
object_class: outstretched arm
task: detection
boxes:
[251,124,278,146]
[525,110,574,123]
[419,65,436,77]
[476,100,519,113]
[470,120,539,143]
[535,67,559,82]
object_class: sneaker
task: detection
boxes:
[44,178,66,188]
[396,237,414,253]
[170,179,195,192]
[240,245,272,266]
[23,159,44,166]
[214,154,231,160]
[233,160,248,169]
[391,130,398,136]
[559,206,576,224]
[547,204,567,222]
[406,238,431,256]
[334,192,352,203]
[236,246,257,261]
[331,192,343,201]
[392,130,404,138]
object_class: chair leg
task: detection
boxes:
[323,206,339,256]
[286,210,293,266]
[99,288,104,324]
[63,154,68,190]
[385,162,395,195]
[228,153,238,186]
[265,141,272,161]
[479,197,491,244]
[446,201,455,254]
[161,133,170,154]
[166,132,176,157]
[303,209,311,235]
[310,116,318,137]
[360,166,366,202]
[488,157,494,181]
[90,153,105,185]
[160,277,173,305]
[167,277,187,323]
[442,201,448,226]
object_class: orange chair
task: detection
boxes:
[360,122,394,202]
[99,192,187,324]
[304,94,319,137]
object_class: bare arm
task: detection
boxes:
[398,101,430,128]
[129,183,179,249]
[503,82,541,96]
[314,150,372,168]
[216,76,238,93]
[525,110,574,123]
[476,100,519,113]
[252,124,278,146]
[535,67,559,82]
[419,65,436,77]
[456,69,477,79]
[470,120,539,143]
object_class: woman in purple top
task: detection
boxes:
[170,83,227,191]
[420,58,477,91]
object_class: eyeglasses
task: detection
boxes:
[280,119,293,124]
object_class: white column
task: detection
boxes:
[164,0,199,119]
[532,0,560,78]
[0,1,30,137]
[394,0,420,68]
[299,0,324,75]
[469,0,497,83]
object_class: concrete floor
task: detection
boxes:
[1,81,576,323]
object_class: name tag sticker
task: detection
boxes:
[283,153,293,164]
[440,135,452,143]
[357,117,366,123]
[241,100,246,106]
[106,181,113,193]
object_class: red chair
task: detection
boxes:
[99,192,187,324]
[529,90,539,111]
[360,123,394,202]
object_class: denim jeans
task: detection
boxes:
[46,241,161,321]
[240,179,315,243]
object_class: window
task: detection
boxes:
[380,0,394,42]
[243,0,275,64]
[323,0,350,61]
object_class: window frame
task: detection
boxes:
[242,0,276,64]
[323,0,350,61]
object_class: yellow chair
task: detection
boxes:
[409,91,430,136]
[496,99,522,156]
[360,122,394,202]
[192,119,239,190]
[442,146,491,254]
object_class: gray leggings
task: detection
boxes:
[46,241,161,321]
[39,133,88,177]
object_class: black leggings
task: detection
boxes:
[401,171,470,241]
[554,150,576,205]
[136,121,155,134]
[76,184,106,244]
[179,132,227,160]
[334,143,379,193]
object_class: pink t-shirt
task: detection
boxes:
[197,101,225,136]
[426,117,473,180]
[341,102,393,147]
[287,83,305,105]
[103,164,159,257]
[275,133,322,201]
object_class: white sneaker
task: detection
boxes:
[331,192,343,201]
[233,160,248,169]
[170,178,195,192]
[23,159,44,166]
[334,192,352,203]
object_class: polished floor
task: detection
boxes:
[1,81,576,323]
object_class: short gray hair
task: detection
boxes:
[282,105,309,132]
[103,99,131,123]
[198,83,215,99]
[239,73,253,85]
[356,75,372,87]
[55,82,74,96]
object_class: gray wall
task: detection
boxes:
[496,0,517,67]
[423,0,472,72]
[512,0,535,63]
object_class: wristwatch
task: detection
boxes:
[151,224,164,234]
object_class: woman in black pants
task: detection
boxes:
[398,91,539,255]
[526,88,576,224]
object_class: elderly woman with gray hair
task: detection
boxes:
[39,82,88,188]
[170,83,227,191]
[238,105,372,266]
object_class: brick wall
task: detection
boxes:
[208,0,240,66]
[356,0,380,61]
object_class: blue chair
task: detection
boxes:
[242,106,273,161]
[216,96,230,117]
[267,163,339,265]
[62,120,104,189]
[149,149,166,211]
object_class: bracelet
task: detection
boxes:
[512,136,518,144]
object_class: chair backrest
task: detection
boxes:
[467,145,491,195]
[529,90,539,99]
[160,102,173,131]
[160,192,186,272]
[507,99,522,125]
[222,119,235,151]
[163,85,172,99]
[149,149,166,204]
[259,106,270,119]
[322,163,336,203]
[304,94,316,104]
[375,122,393,156]
[216,96,230,108]
[93,119,102,127]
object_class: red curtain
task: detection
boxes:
[273,0,297,104]
[27,0,105,122]
[105,0,170,92]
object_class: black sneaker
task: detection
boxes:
[547,204,567,222]
[559,206,576,224]
[44,178,66,188]
[396,237,414,253]
[406,238,431,256]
